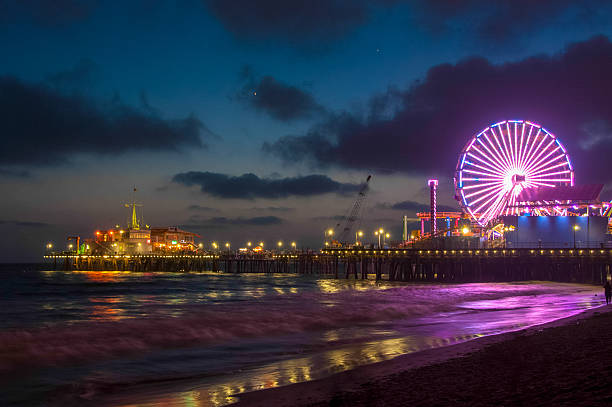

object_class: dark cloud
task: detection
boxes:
[237,70,325,121]
[204,1,609,47]
[187,205,220,212]
[263,35,612,184]
[377,200,457,213]
[204,0,380,47]
[172,171,361,199]
[0,220,49,227]
[0,0,98,26]
[0,76,210,167]
[411,0,612,44]
[250,206,295,213]
[182,215,284,230]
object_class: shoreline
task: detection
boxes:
[235,303,612,406]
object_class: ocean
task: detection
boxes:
[0,265,604,406]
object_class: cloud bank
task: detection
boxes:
[204,0,376,46]
[204,1,611,47]
[172,171,361,199]
[237,69,325,121]
[0,76,210,167]
[263,35,612,184]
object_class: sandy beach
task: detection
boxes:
[236,304,612,406]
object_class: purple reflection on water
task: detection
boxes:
[94,282,603,407]
[0,274,604,407]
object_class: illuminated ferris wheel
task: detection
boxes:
[455,120,574,226]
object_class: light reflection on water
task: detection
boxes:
[100,284,603,407]
[0,268,604,407]
[88,296,127,321]
[108,332,489,407]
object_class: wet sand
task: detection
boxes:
[235,304,612,406]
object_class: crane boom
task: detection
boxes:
[337,175,372,245]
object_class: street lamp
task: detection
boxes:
[324,229,334,246]
[384,232,390,247]
[291,241,296,250]
[501,226,515,248]
[212,242,218,250]
[247,241,252,247]
[375,228,384,248]
[46,243,53,250]
[225,242,230,251]
[277,241,283,248]
[355,230,363,246]
[573,225,580,248]
[503,227,508,247]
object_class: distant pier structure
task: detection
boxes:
[45,247,611,285]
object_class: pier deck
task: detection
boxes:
[44,247,612,285]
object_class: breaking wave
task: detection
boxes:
[0,282,586,371]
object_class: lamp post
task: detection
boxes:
[291,241,296,251]
[277,241,283,251]
[355,230,363,246]
[573,225,580,248]
[324,229,334,246]
[384,232,390,247]
[501,226,515,248]
[375,228,384,248]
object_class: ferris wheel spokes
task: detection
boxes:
[456,120,573,226]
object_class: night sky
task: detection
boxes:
[2,0,612,261]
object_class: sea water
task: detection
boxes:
[0,265,603,406]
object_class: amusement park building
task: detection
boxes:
[90,228,152,255]
[150,227,200,252]
[72,198,200,256]
[410,120,612,249]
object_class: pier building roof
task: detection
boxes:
[516,184,603,203]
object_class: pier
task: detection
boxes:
[45,247,612,285]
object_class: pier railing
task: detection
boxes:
[43,247,612,285]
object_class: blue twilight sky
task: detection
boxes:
[2,0,612,261]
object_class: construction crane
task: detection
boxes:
[336,175,372,246]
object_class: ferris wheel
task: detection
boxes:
[455,120,574,226]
